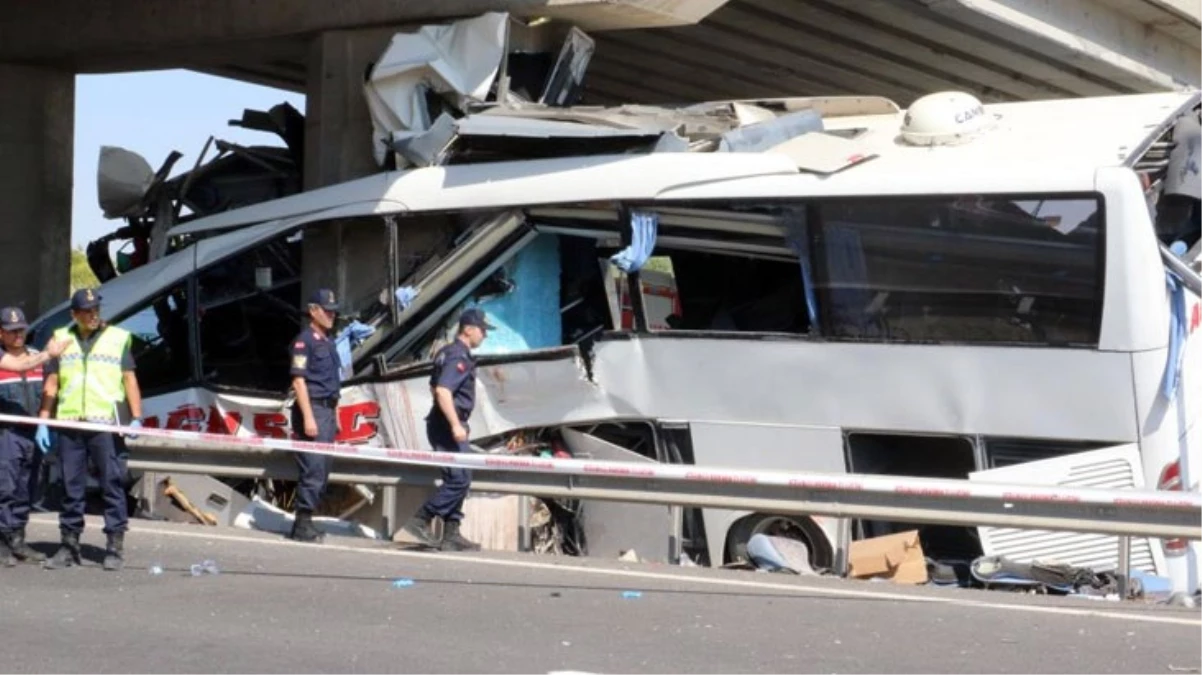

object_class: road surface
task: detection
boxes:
[1,515,1197,673]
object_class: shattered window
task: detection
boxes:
[196,236,303,393]
[116,285,194,394]
[812,195,1103,346]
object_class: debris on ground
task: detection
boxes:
[234,496,379,539]
[848,530,928,584]
[189,559,220,576]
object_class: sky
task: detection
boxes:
[72,70,306,248]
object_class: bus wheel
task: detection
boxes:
[725,514,834,571]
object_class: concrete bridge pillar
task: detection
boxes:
[0,64,73,315]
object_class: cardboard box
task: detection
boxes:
[848,529,929,584]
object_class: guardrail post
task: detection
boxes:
[381,485,398,541]
[834,518,852,577]
[1116,535,1131,600]
[518,495,531,552]
[669,505,683,563]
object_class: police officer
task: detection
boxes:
[40,288,143,572]
[287,288,342,543]
[401,308,493,552]
[0,307,57,566]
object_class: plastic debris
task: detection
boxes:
[189,560,220,577]
[621,590,643,599]
[618,549,641,563]
[1166,591,1198,608]
[147,563,164,576]
[392,577,416,588]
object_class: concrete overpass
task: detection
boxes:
[0,0,1198,315]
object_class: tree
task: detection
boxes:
[70,247,99,292]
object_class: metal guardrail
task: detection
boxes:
[2,407,1191,591]
[124,435,1202,543]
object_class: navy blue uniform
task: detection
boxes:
[418,340,477,523]
[289,326,341,513]
[0,349,44,533]
[46,326,135,536]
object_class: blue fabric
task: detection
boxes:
[1162,271,1187,400]
[610,211,658,273]
[335,320,376,381]
[395,286,419,312]
[473,235,562,356]
[783,214,820,329]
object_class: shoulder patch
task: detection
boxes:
[434,352,446,366]
[294,341,306,349]
[292,355,308,369]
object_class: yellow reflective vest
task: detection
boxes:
[52,325,130,422]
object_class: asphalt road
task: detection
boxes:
[1,515,1198,674]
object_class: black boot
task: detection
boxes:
[9,528,46,564]
[398,512,439,549]
[0,531,14,568]
[288,510,323,543]
[103,532,124,572]
[43,532,81,570]
[440,520,481,552]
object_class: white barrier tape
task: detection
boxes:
[3,412,1200,513]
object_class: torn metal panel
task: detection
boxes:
[561,428,674,562]
[969,445,1165,575]
[421,114,677,165]
[365,12,510,166]
[368,347,623,449]
[391,113,459,168]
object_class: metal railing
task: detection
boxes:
[122,429,1201,600]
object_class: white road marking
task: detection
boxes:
[28,518,1200,627]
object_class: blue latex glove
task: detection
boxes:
[34,425,52,454]
[126,418,143,440]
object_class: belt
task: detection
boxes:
[306,396,340,408]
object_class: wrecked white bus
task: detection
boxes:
[32,90,1201,590]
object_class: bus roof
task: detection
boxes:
[171,91,1198,239]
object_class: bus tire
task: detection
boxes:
[724,514,834,571]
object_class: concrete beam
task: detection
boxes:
[0,0,730,67]
[0,64,73,316]
[920,0,1202,91]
